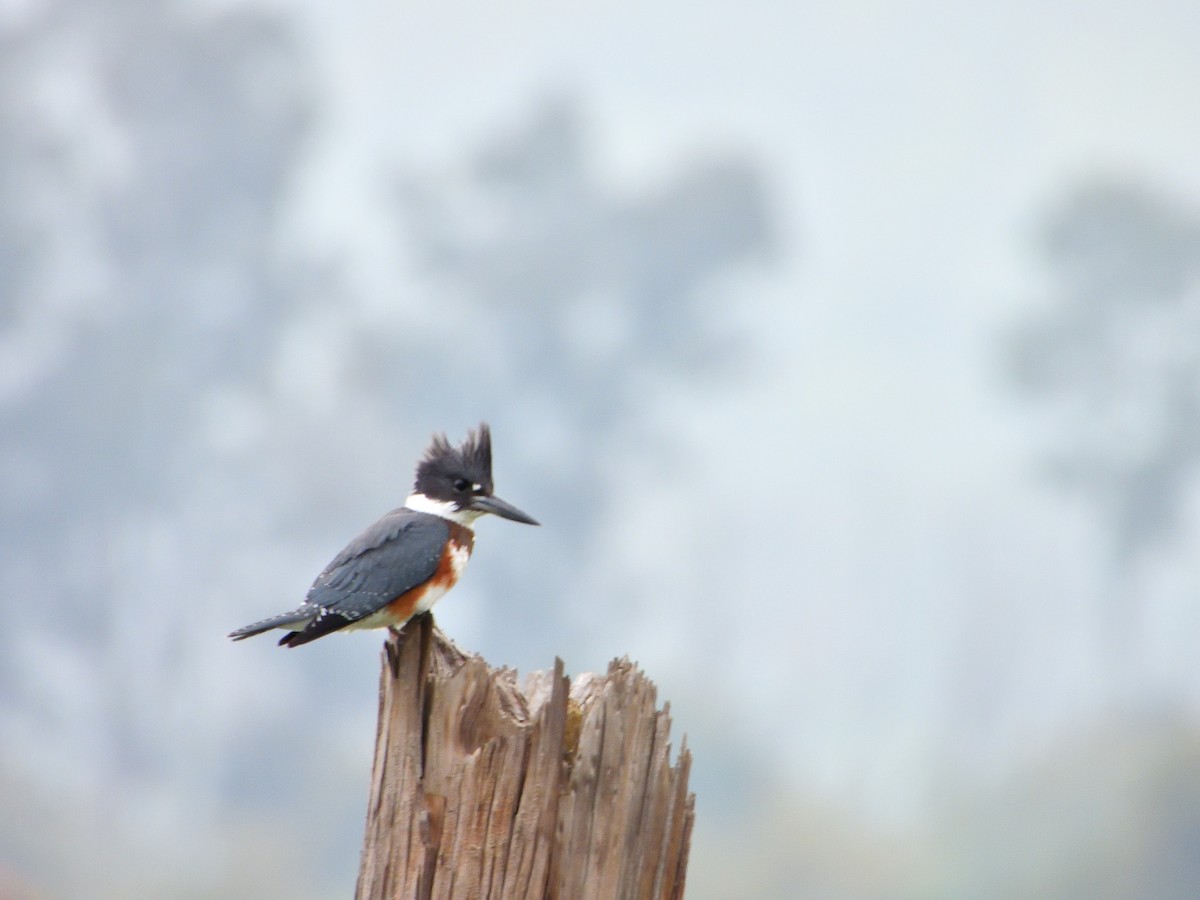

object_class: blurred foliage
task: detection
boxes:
[3,1,1199,898]
[387,98,774,654]
[1009,182,1200,565]
[0,2,775,896]
[929,714,1200,899]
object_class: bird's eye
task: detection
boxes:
[453,478,469,492]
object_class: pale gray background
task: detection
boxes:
[2,0,1200,897]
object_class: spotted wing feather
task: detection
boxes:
[278,509,450,647]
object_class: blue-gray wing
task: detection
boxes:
[305,508,449,622]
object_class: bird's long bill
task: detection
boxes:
[472,494,540,525]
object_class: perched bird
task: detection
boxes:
[229,423,538,647]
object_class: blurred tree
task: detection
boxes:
[0,0,319,894]
[1008,181,1200,659]
[387,99,774,654]
[1011,182,1200,564]
[0,13,776,891]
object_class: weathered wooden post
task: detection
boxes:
[356,614,694,899]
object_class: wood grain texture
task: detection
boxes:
[355,615,694,900]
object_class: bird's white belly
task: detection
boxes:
[413,542,471,615]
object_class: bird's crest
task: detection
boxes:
[414,423,494,493]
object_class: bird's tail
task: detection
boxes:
[228,608,312,641]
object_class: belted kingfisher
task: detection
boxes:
[228,423,538,647]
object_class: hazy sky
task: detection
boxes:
[268,0,1200,815]
[5,2,1199,895]
[288,1,1200,273]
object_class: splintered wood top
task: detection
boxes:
[356,615,694,900]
